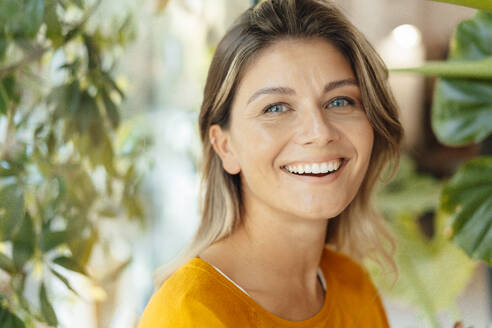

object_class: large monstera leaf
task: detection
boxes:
[441,157,492,264]
[433,10,492,266]
[371,157,477,326]
[433,11,492,146]
[432,78,492,146]
[393,11,492,146]
[392,6,492,266]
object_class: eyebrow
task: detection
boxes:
[246,78,359,105]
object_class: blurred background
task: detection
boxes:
[0,0,491,327]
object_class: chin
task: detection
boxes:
[292,204,346,220]
[292,196,348,217]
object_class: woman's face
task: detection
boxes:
[211,38,374,220]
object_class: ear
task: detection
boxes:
[209,124,241,175]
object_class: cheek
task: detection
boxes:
[235,122,288,159]
[360,121,374,159]
[342,117,374,163]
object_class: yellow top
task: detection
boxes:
[137,246,390,327]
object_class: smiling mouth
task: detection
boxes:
[281,158,346,177]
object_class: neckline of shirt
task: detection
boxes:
[207,262,327,297]
[190,247,334,326]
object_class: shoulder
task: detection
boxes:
[137,258,255,328]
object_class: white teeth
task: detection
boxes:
[328,161,334,171]
[284,159,342,175]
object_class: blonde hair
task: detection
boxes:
[154,0,403,288]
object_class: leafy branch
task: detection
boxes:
[0,0,150,327]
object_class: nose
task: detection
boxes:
[294,105,340,146]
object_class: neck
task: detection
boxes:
[239,207,327,284]
[198,188,331,319]
[205,193,329,296]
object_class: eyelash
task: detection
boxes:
[263,96,356,114]
[326,97,356,108]
[263,103,289,114]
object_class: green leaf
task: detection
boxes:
[40,229,69,252]
[0,183,25,241]
[50,268,80,296]
[0,76,19,115]
[0,306,25,328]
[391,57,492,79]
[63,166,97,207]
[68,231,97,268]
[377,156,442,216]
[61,81,82,115]
[12,212,35,269]
[432,78,492,145]
[39,283,58,326]
[44,0,63,48]
[63,25,81,43]
[0,81,8,115]
[72,0,84,9]
[10,274,29,311]
[97,204,118,218]
[0,28,7,62]
[47,130,56,156]
[52,256,87,275]
[88,133,115,173]
[75,92,100,138]
[431,0,492,12]
[34,124,44,137]
[0,167,14,177]
[450,11,492,60]
[1,0,45,39]
[101,89,120,129]
[55,176,66,202]
[25,0,45,38]
[50,81,82,124]
[101,71,124,98]
[369,211,477,324]
[0,251,16,273]
[431,11,492,145]
[373,156,477,323]
[441,156,492,265]
[83,34,101,70]
[117,14,136,46]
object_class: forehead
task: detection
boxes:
[233,37,356,103]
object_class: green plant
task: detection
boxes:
[369,1,492,326]
[373,156,477,327]
[393,0,492,266]
[0,1,149,327]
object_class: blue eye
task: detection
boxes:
[328,97,354,108]
[264,103,287,113]
[330,99,348,107]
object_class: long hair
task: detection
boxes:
[154,0,403,287]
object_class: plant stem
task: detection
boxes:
[431,0,492,11]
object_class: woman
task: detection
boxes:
[138,0,403,326]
